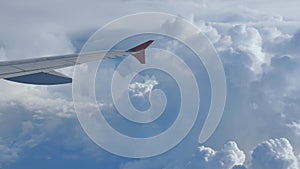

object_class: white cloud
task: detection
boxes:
[249,138,299,169]
[197,17,300,156]
[0,83,74,166]
[120,138,299,169]
[287,122,300,138]
[195,21,221,44]
[189,141,245,169]
[229,25,267,74]
[129,75,158,97]
[0,81,74,118]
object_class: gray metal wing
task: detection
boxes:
[0,40,153,85]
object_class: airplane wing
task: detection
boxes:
[0,40,153,85]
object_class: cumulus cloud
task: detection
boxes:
[0,82,75,166]
[287,121,300,140]
[129,75,158,97]
[120,141,245,169]
[196,15,300,157]
[250,138,299,169]
[121,138,300,169]
[184,138,299,169]
[0,81,74,118]
[0,17,75,165]
[190,141,245,169]
[229,25,267,74]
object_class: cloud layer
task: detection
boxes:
[1,0,300,169]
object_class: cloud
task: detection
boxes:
[190,141,245,169]
[197,18,300,157]
[0,81,74,118]
[120,138,300,169]
[250,138,299,169]
[129,75,158,97]
[0,82,74,167]
[0,144,18,167]
[1,0,300,168]
[119,141,246,169]
[229,25,267,74]
[287,121,300,139]
[183,138,299,169]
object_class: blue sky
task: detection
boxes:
[1,0,300,168]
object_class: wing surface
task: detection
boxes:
[0,40,153,85]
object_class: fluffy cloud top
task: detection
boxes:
[250,138,299,169]
[187,138,299,169]
[192,141,245,169]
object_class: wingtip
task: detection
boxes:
[129,40,154,64]
[132,51,146,64]
[128,40,154,52]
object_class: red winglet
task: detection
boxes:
[132,51,146,64]
[128,40,154,64]
[128,40,154,52]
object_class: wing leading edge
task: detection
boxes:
[0,40,154,85]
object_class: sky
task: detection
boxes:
[1,0,300,168]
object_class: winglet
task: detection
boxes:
[127,40,154,64]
